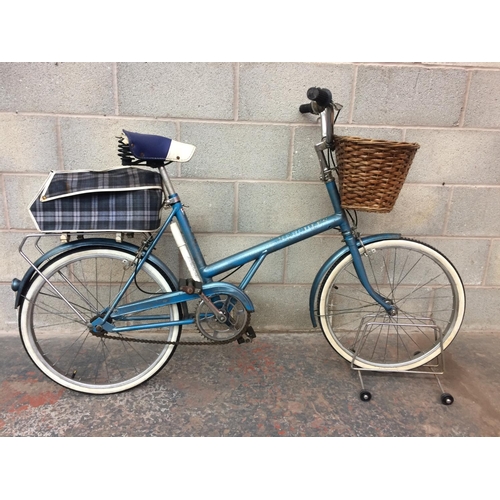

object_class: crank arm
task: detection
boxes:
[199,292,227,323]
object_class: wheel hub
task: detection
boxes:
[88,314,112,337]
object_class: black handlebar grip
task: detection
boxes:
[299,103,314,114]
[307,87,332,107]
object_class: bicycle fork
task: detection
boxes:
[321,178,395,316]
[342,229,396,316]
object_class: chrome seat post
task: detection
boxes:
[158,165,177,199]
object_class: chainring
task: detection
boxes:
[195,293,250,342]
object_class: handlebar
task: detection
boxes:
[299,103,314,114]
[299,86,338,152]
[299,87,333,114]
[307,87,332,107]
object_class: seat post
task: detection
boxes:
[158,165,177,198]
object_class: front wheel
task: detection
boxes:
[19,247,182,394]
[317,239,465,371]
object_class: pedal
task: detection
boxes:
[245,326,256,339]
[237,327,256,345]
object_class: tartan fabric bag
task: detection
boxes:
[29,167,164,232]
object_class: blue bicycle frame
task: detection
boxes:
[85,103,398,335]
[91,181,396,335]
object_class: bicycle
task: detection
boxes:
[11,87,466,395]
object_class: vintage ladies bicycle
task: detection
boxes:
[11,87,466,396]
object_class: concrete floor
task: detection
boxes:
[1,330,499,437]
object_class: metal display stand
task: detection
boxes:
[351,314,454,405]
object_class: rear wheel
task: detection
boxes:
[318,239,465,371]
[19,247,182,394]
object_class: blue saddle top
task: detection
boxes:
[121,130,196,163]
[122,130,172,161]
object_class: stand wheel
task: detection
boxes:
[441,393,454,405]
[360,390,372,402]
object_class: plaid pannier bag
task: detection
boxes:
[29,167,164,232]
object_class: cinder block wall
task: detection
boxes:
[1,62,499,333]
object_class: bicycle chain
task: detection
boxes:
[101,332,241,346]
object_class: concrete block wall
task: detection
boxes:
[1,62,499,333]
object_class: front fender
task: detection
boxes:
[13,238,180,310]
[308,233,401,327]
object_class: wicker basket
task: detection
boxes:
[334,135,420,213]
